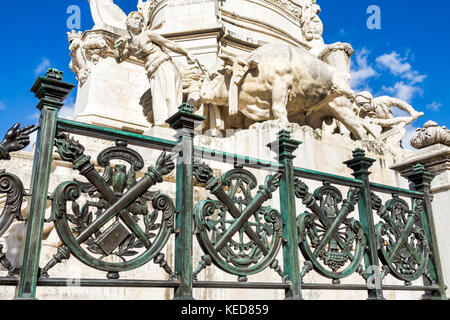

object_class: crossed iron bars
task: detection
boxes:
[41,133,175,275]
[372,194,428,280]
[193,161,282,257]
[295,179,362,262]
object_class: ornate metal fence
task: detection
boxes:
[0,70,447,300]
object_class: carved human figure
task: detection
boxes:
[68,31,107,87]
[355,91,424,145]
[301,0,325,55]
[356,91,424,126]
[114,12,199,126]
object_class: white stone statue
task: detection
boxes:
[114,12,200,126]
[301,0,325,55]
[67,31,108,87]
[354,91,424,145]
[410,120,450,149]
[197,43,375,140]
[88,0,128,30]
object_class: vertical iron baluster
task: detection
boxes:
[344,148,384,300]
[402,164,448,300]
[268,130,303,300]
[15,69,74,299]
[167,104,205,300]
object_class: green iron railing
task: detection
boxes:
[0,70,447,300]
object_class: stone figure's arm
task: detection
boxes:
[113,37,132,63]
[146,31,197,63]
[375,96,423,120]
[368,116,414,128]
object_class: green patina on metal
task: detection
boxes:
[40,136,176,276]
[192,162,284,280]
[295,181,366,282]
[401,165,447,299]
[166,108,205,300]
[15,69,74,299]
[344,148,385,300]
[0,70,446,300]
[373,194,429,284]
[267,130,303,300]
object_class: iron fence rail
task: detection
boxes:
[0,71,446,300]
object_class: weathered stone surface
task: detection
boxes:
[410,121,450,149]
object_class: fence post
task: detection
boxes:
[344,148,384,300]
[402,164,448,299]
[166,103,205,300]
[15,69,74,299]
[268,130,302,300]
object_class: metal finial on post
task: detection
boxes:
[45,68,64,80]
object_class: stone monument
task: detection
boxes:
[1,0,447,300]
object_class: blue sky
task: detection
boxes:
[0,0,449,142]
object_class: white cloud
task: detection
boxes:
[381,82,422,104]
[23,131,38,153]
[23,98,75,153]
[28,112,40,120]
[34,58,51,76]
[426,101,443,112]
[0,100,6,110]
[376,52,426,84]
[401,124,419,150]
[375,51,426,104]
[338,28,347,37]
[58,97,76,120]
[350,48,378,90]
[376,52,411,75]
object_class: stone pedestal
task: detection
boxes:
[74,55,151,134]
[391,144,450,297]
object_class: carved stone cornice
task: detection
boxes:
[262,0,303,20]
[390,144,450,176]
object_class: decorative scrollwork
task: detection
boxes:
[295,180,366,282]
[374,194,430,284]
[0,122,35,276]
[0,171,25,236]
[193,163,283,279]
[42,136,176,277]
